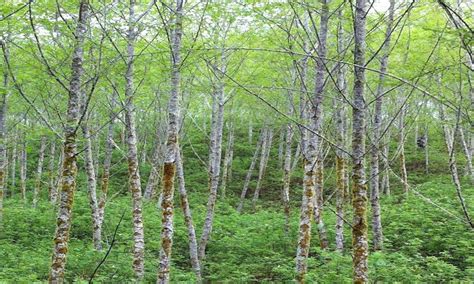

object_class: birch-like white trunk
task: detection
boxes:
[369,0,394,251]
[176,147,202,282]
[157,1,183,282]
[237,129,264,213]
[124,1,145,279]
[199,53,226,261]
[20,139,27,202]
[351,0,369,282]
[296,0,329,280]
[220,123,234,199]
[252,127,272,210]
[48,141,56,203]
[0,42,7,221]
[81,123,101,250]
[49,1,89,281]
[33,136,46,207]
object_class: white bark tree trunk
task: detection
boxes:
[351,0,369,282]
[33,136,46,207]
[199,52,226,262]
[124,1,145,279]
[157,1,183,282]
[369,0,395,251]
[49,1,89,281]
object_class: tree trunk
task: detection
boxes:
[157,0,183,282]
[97,91,116,234]
[459,128,474,184]
[237,129,264,213]
[369,0,394,251]
[220,123,234,199]
[439,106,474,229]
[313,156,329,249]
[20,139,27,202]
[399,104,409,194]
[81,124,101,250]
[334,10,348,252]
[282,90,294,236]
[33,136,46,207]
[48,141,56,203]
[176,148,202,282]
[296,0,329,280]
[10,137,16,196]
[0,42,8,221]
[144,121,165,199]
[49,1,89,281]
[424,124,429,174]
[351,0,369,282]
[199,52,226,262]
[124,1,145,279]
[252,127,272,210]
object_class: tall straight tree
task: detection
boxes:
[157,0,183,282]
[351,0,369,282]
[295,0,330,280]
[199,51,226,261]
[0,39,8,222]
[124,0,145,279]
[33,136,46,207]
[49,0,89,281]
[369,0,395,251]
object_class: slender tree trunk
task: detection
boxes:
[369,0,394,251]
[81,124,101,250]
[10,137,16,196]
[351,0,369,282]
[459,128,474,183]
[52,145,64,205]
[296,0,329,280]
[282,89,294,236]
[97,92,116,233]
[49,1,89,281]
[220,123,234,199]
[33,136,46,207]
[157,1,183,282]
[278,127,284,168]
[439,107,474,228]
[0,42,8,221]
[399,104,409,194]
[334,11,348,252]
[424,124,429,174]
[20,139,27,202]
[252,127,271,210]
[237,129,264,213]
[176,148,202,282]
[313,155,329,249]
[48,141,56,203]
[199,52,226,262]
[144,122,165,199]
[124,1,145,279]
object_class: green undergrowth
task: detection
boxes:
[0,174,472,282]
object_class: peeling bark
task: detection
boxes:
[49,1,89,281]
[124,0,145,279]
[351,0,369,282]
[157,1,183,282]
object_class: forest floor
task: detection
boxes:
[0,174,473,282]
